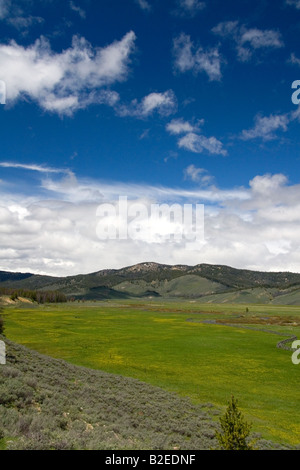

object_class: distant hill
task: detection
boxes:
[0,271,33,283]
[2,261,300,304]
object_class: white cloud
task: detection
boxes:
[117,90,177,118]
[0,162,71,174]
[212,20,238,37]
[289,52,300,66]
[240,28,283,49]
[2,168,300,275]
[173,33,223,81]
[69,1,86,19]
[135,0,151,11]
[237,28,283,61]
[241,113,289,141]
[176,0,206,17]
[0,0,11,19]
[0,0,44,30]
[286,0,300,8]
[178,132,227,156]
[166,118,203,135]
[212,21,284,62]
[0,31,136,115]
[166,117,227,156]
[184,165,214,186]
[249,173,288,195]
[7,15,44,29]
[141,91,176,115]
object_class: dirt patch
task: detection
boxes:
[0,295,16,305]
[18,297,33,304]
[0,295,33,305]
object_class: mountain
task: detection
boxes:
[0,271,33,283]
[2,262,300,304]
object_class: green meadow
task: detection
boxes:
[2,300,300,446]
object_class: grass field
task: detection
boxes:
[2,299,300,446]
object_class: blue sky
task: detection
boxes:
[1,0,300,275]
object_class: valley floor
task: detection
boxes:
[1,299,300,449]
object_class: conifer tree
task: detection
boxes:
[215,395,255,450]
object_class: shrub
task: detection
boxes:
[215,395,256,450]
[0,314,4,335]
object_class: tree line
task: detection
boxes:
[0,287,67,304]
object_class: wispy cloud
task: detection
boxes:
[241,113,289,141]
[135,0,151,11]
[166,118,227,156]
[0,0,44,30]
[166,118,204,135]
[69,1,86,19]
[178,132,227,156]
[286,0,300,8]
[173,33,223,81]
[0,162,72,175]
[1,161,248,204]
[175,0,206,17]
[0,31,136,115]
[117,90,177,118]
[184,165,214,186]
[289,52,300,66]
[212,21,284,62]
[0,0,10,19]
[7,15,44,29]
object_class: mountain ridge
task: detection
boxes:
[2,262,300,304]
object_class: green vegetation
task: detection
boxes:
[215,396,256,450]
[2,262,300,303]
[0,338,291,450]
[0,338,221,450]
[0,311,4,335]
[0,287,67,304]
[2,300,300,447]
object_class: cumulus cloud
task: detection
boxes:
[241,113,289,141]
[117,90,177,118]
[178,132,227,156]
[166,118,203,135]
[173,33,223,81]
[1,166,300,275]
[249,173,288,195]
[166,118,227,156]
[0,31,136,115]
[212,21,284,62]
